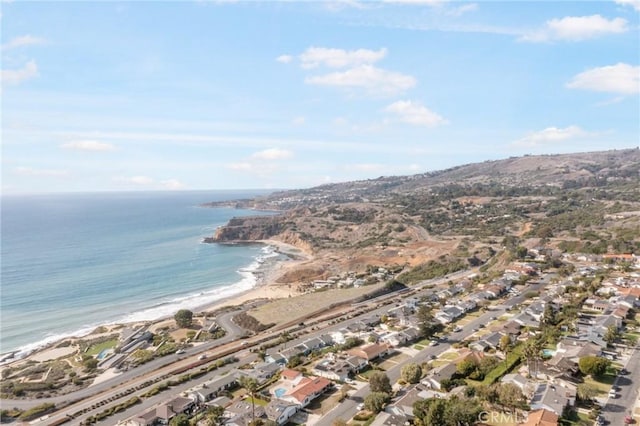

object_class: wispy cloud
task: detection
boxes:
[1,60,38,85]
[60,140,117,152]
[567,63,639,95]
[520,15,628,42]
[512,125,595,147]
[1,35,47,51]
[299,47,387,69]
[276,54,293,64]
[615,0,640,11]
[14,166,69,177]
[385,100,448,127]
[251,148,294,160]
[306,65,416,97]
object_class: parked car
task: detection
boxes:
[595,415,605,426]
[624,415,634,424]
[175,349,186,354]
[608,389,617,398]
[620,368,630,375]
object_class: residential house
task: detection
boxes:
[190,374,238,402]
[282,376,333,408]
[519,408,559,426]
[501,373,534,396]
[225,400,266,426]
[529,383,575,416]
[125,396,195,426]
[423,362,458,390]
[264,399,299,425]
[347,343,389,362]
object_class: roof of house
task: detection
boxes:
[281,368,302,381]
[521,408,559,426]
[287,377,332,404]
[347,343,388,360]
[264,399,298,421]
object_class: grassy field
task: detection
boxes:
[85,339,118,356]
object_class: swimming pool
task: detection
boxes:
[96,349,113,360]
[542,349,555,357]
[274,388,287,398]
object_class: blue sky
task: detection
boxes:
[2,0,639,194]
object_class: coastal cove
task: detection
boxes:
[0,190,282,361]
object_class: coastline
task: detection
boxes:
[1,239,311,367]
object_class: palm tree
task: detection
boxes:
[239,375,259,423]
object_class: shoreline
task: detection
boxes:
[0,239,311,367]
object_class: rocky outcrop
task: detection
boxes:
[204,216,286,243]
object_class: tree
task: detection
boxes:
[496,383,526,411]
[332,420,348,426]
[577,383,599,402]
[456,359,476,377]
[369,371,392,394]
[203,405,224,425]
[169,414,190,426]
[542,304,557,326]
[499,334,512,353]
[174,309,193,328]
[417,305,437,338]
[522,339,543,378]
[604,325,620,346]
[579,356,610,378]
[364,391,390,413]
[239,376,259,423]
[401,363,423,384]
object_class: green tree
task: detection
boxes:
[364,391,390,413]
[456,359,476,377]
[332,420,347,426]
[578,356,610,378]
[417,305,436,338]
[169,414,190,426]
[174,309,194,328]
[496,383,526,411]
[369,371,392,394]
[401,363,423,384]
[577,383,599,402]
[522,338,543,378]
[239,375,260,423]
[604,325,620,346]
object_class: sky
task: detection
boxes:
[1,0,639,194]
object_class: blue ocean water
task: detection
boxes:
[0,190,276,358]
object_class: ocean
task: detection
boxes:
[0,190,278,359]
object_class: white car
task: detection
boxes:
[175,349,186,354]
[357,403,365,411]
[608,389,617,398]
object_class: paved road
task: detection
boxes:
[601,347,640,426]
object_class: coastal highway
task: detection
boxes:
[3,267,546,424]
[0,310,247,411]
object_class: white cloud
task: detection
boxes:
[160,179,185,190]
[276,54,293,64]
[126,176,155,185]
[567,63,639,95]
[408,164,422,171]
[227,162,253,171]
[14,166,69,177]
[446,3,478,16]
[60,140,116,151]
[513,125,594,147]
[1,60,38,85]
[615,0,640,11]
[385,100,448,127]
[299,47,387,69]
[520,15,628,42]
[1,35,47,50]
[251,148,294,160]
[306,65,416,96]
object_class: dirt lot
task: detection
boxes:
[248,283,384,326]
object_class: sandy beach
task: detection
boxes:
[4,239,311,367]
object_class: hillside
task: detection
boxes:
[204,149,640,286]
